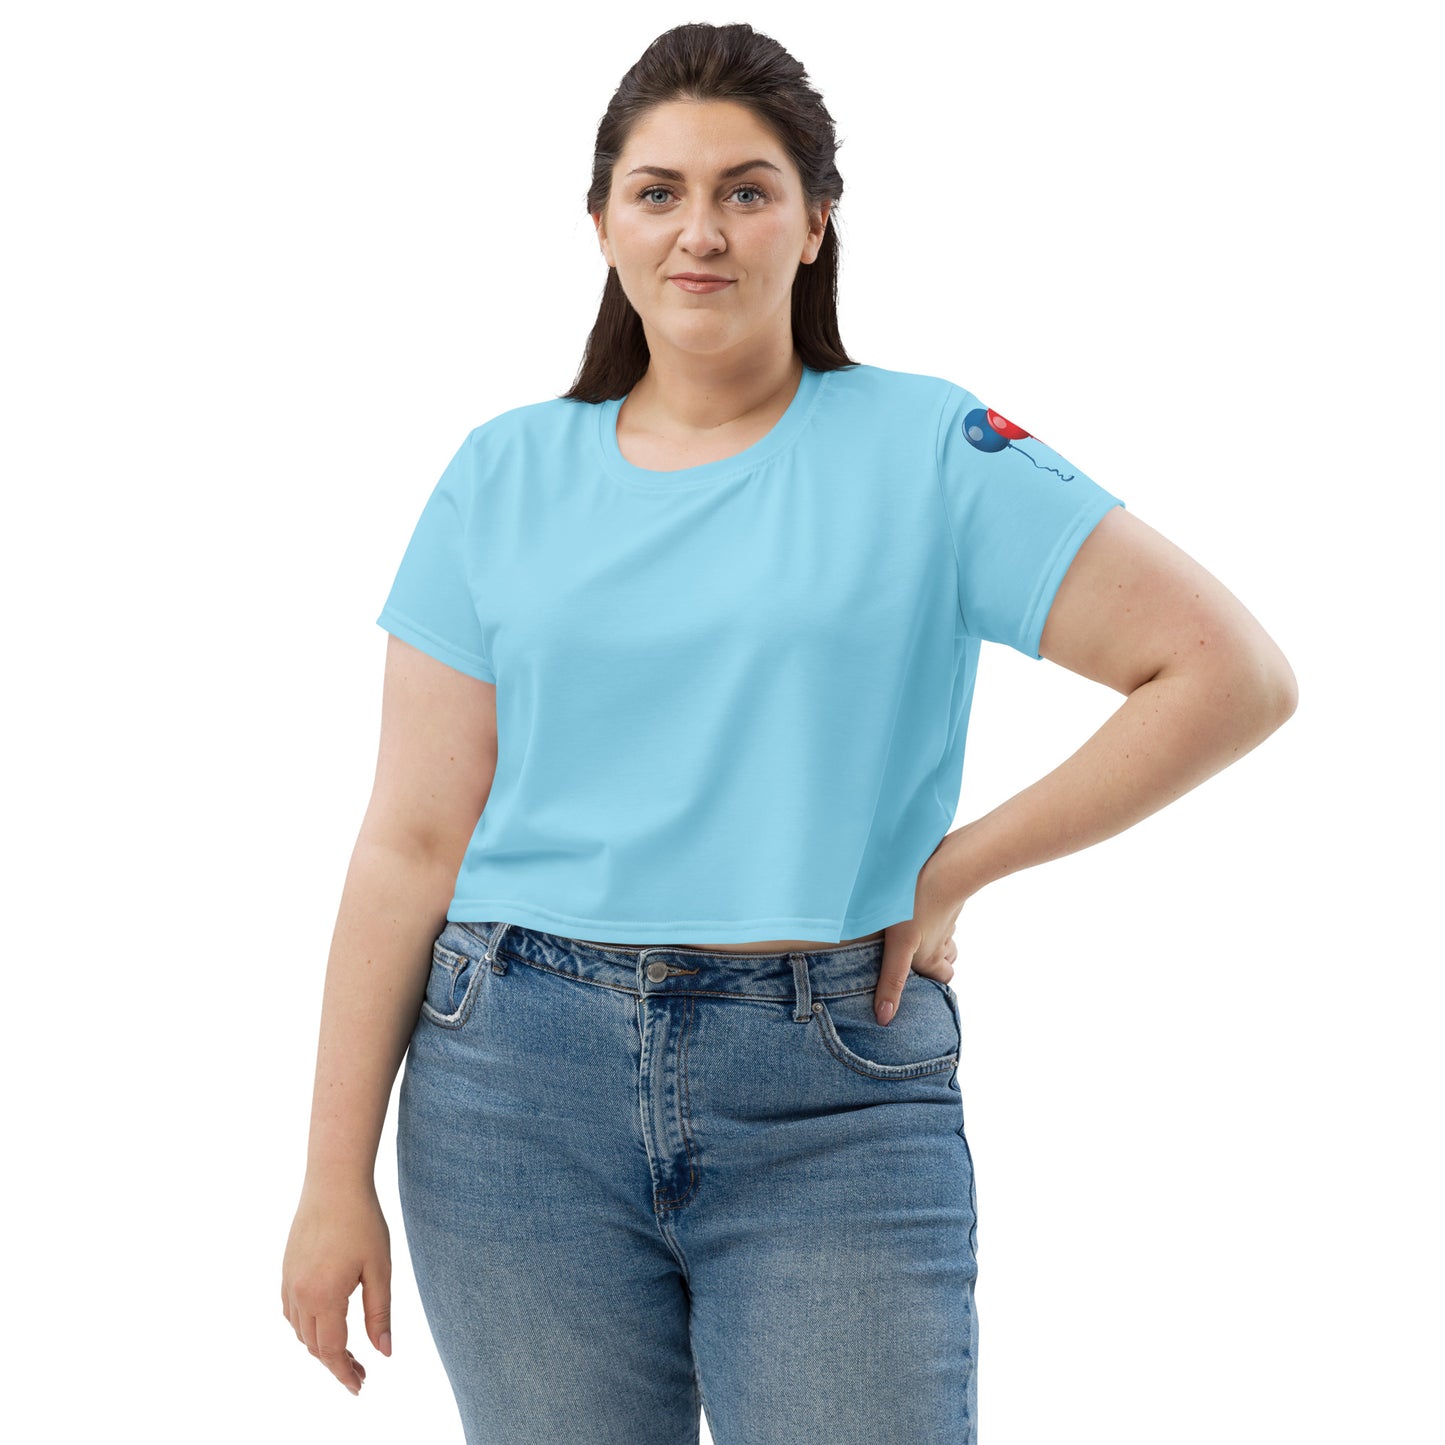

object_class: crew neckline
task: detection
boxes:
[596,362,828,491]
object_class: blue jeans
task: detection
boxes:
[397,920,980,1444]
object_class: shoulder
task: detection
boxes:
[823,361,968,418]
[466,392,594,443]
[447,393,599,477]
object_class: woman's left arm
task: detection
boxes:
[878,505,1298,1017]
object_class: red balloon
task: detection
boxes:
[986,408,1030,441]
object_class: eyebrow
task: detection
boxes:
[624,159,783,182]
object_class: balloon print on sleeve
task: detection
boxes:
[962,404,1076,482]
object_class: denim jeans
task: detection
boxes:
[397,919,980,1444]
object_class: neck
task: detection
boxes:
[626,342,803,437]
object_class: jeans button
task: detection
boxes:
[646,961,669,983]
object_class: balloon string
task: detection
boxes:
[1007,440,1076,482]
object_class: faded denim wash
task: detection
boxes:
[397,919,980,1444]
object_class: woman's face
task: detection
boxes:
[593,99,831,363]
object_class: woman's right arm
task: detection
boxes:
[280,634,498,1397]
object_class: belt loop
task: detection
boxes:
[485,921,511,964]
[790,952,812,1023]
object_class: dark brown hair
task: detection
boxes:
[561,22,858,403]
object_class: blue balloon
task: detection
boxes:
[961,407,1008,453]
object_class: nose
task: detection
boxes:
[675,201,728,257]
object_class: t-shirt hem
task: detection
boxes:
[445,894,915,946]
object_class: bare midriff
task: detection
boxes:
[587,928,887,954]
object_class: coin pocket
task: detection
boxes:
[419,938,484,1029]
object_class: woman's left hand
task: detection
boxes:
[872,842,967,1024]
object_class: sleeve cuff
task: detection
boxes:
[376,607,496,683]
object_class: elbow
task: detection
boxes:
[1270,654,1300,727]
[1250,629,1299,731]
[1161,633,1298,749]
[1228,641,1299,743]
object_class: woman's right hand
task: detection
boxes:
[281,1180,393,1396]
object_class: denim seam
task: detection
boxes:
[654,990,700,1212]
[937,981,980,1255]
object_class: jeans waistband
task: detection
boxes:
[452,919,891,1018]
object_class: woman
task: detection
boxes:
[282,21,1297,1443]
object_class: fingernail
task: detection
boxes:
[380,1331,391,1355]
[877,999,895,1024]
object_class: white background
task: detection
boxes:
[4,2,1438,1441]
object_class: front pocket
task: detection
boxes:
[812,974,960,1081]
[418,937,485,1029]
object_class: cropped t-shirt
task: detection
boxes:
[375,361,1125,944]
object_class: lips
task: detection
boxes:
[670,275,735,294]
[670,273,733,282]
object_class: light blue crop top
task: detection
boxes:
[375,361,1125,943]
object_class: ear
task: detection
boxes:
[592,208,614,268]
[804,199,833,265]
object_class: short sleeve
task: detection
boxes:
[375,427,495,683]
[935,383,1125,658]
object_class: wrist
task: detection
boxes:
[926,822,992,908]
[301,1154,379,1199]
